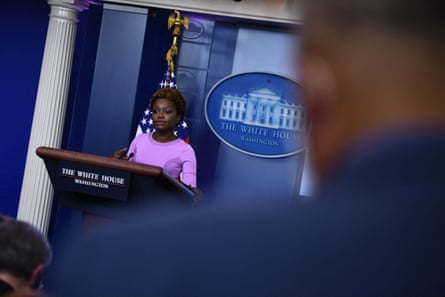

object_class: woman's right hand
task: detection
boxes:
[112,147,128,159]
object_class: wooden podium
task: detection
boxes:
[37,146,195,221]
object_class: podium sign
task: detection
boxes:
[56,160,131,201]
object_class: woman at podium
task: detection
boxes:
[125,88,201,203]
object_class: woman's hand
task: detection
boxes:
[112,147,128,159]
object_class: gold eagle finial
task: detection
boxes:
[168,10,189,37]
[166,10,189,73]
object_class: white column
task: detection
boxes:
[17,0,90,234]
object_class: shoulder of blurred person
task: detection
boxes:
[48,186,444,297]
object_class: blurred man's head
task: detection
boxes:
[0,215,52,297]
[299,0,445,183]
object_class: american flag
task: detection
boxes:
[136,107,191,143]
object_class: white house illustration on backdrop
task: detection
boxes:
[219,88,306,131]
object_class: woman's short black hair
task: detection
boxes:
[149,88,187,122]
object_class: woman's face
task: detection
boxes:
[151,98,180,133]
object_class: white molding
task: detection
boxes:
[48,0,92,11]
[103,2,149,14]
[102,0,303,24]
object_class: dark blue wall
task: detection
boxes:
[0,0,49,217]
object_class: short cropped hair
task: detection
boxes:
[0,215,52,280]
[149,88,187,122]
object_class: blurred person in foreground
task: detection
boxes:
[0,215,52,297]
[50,0,445,296]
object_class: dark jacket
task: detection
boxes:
[50,131,445,297]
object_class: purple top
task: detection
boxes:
[127,133,197,188]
